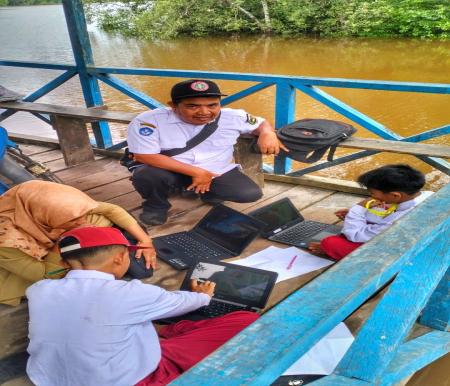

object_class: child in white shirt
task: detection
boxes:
[309,164,433,260]
[26,226,258,386]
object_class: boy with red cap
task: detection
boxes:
[25,226,258,386]
[127,79,287,226]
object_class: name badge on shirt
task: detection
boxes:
[246,114,258,125]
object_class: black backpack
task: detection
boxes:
[276,119,356,163]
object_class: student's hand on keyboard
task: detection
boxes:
[191,279,216,297]
[136,240,157,269]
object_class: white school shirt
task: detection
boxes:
[127,107,264,175]
[342,191,434,243]
[26,270,210,386]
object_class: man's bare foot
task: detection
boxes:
[308,242,323,254]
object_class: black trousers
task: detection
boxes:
[132,165,263,213]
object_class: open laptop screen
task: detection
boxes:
[194,205,264,256]
[249,198,303,235]
[181,261,277,309]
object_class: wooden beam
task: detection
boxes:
[50,115,95,166]
[340,137,450,158]
[234,135,264,188]
[0,101,136,123]
[264,173,368,195]
[419,267,450,331]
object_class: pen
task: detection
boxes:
[286,255,297,270]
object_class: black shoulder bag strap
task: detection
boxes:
[160,113,221,157]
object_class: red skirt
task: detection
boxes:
[320,235,364,261]
[136,311,259,386]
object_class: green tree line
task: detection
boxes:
[86,0,449,39]
[0,0,60,5]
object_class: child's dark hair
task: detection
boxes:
[59,236,126,261]
[357,164,425,195]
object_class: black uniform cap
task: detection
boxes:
[171,79,227,102]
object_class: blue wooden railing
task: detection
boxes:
[1,0,449,176]
[171,183,450,385]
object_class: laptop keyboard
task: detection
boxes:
[163,233,225,259]
[199,300,249,318]
[273,221,328,243]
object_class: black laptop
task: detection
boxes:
[248,198,342,248]
[152,204,265,270]
[156,260,278,323]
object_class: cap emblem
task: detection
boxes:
[190,81,209,92]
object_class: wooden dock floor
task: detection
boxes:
[3,143,426,386]
[20,143,365,305]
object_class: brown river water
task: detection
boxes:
[1,4,449,190]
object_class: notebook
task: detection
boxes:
[152,204,265,270]
[156,260,278,323]
[248,198,342,248]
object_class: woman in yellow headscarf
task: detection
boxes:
[0,180,155,306]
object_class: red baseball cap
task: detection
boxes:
[58,226,151,254]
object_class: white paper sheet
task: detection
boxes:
[231,246,333,283]
[283,323,354,376]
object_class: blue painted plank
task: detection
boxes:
[107,140,127,151]
[221,82,274,105]
[90,67,450,94]
[170,184,450,385]
[313,331,450,386]
[2,62,448,95]
[273,82,296,174]
[0,60,76,71]
[95,74,164,109]
[306,375,370,385]
[287,150,377,177]
[31,112,51,125]
[377,331,450,386]
[406,124,450,143]
[2,62,448,94]
[293,83,401,140]
[62,0,112,148]
[336,217,450,381]
[420,267,450,331]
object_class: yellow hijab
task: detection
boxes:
[0,181,98,259]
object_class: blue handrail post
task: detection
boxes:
[61,0,112,148]
[419,267,449,331]
[273,82,296,174]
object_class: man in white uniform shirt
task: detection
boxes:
[127,79,287,225]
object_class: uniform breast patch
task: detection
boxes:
[246,114,258,125]
[139,127,154,136]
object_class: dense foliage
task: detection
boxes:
[85,0,449,39]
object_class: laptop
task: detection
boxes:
[248,198,342,248]
[152,204,265,270]
[156,260,278,323]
